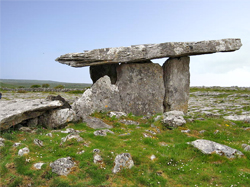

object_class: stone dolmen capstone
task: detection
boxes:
[56,38,242,116]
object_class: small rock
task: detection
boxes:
[77,150,85,154]
[19,127,33,133]
[199,130,206,134]
[108,111,127,118]
[145,130,157,135]
[150,155,156,160]
[112,153,134,173]
[50,157,75,176]
[34,139,44,147]
[0,137,5,147]
[94,129,114,136]
[214,130,220,134]
[181,129,190,133]
[242,144,250,151]
[46,133,53,137]
[61,134,83,143]
[142,133,153,138]
[119,119,139,125]
[61,128,78,134]
[83,117,113,129]
[13,142,21,147]
[18,147,30,156]
[33,162,45,169]
[161,111,186,128]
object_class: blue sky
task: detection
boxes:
[1,0,249,86]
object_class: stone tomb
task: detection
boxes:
[56,38,242,116]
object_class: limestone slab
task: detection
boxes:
[56,38,242,67]
[0,99,63,131]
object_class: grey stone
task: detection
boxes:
[72,76,122,119]
[50,157,75,176]
[19,127,33,132]
[181,129,191,133]
[0,137,5,147]
[116,62,165,116]
[18,147,30,156]
[61,134,83,144]
[46,95,71,109]
[83,117,112,129]
[0,99,63,131]
[161,111,186,128]
[119,119,139,126]
[56,38,242,67]
[13,142,21,147]
[224,115,250,122]
[163,57,190,113]
[90,64,118,84]
[33,162,45,170]
[112,153,134,173]
[108,111,127,118]
[27,118,38,127]
[94,129,114,136]
[189,139,244,158]
[242,144,250,151]
[46,133,53,137]
[34,139,44,147]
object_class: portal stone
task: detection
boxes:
[116,62,165,116]
[163,57,190,113]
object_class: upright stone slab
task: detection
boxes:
[90,64,118,84]
[116,62,165,116]
[163,57,190,113]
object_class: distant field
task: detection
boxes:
[0,79,92,89]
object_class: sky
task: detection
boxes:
[1,0,249,86]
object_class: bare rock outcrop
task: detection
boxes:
[112,153,134,173]
[50,157,75,176]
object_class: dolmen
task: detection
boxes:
[56,38,242,119]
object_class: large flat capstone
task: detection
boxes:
[56,38,242,67]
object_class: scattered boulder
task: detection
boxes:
[19,127,33,133]
[0,137,5,147]
[116,62,165,116]
[50,157,75,176]
[18,147,30,156]
[161,111,186,128]
[34,139,44,147]
[13,142,21,147]
[93,149,104,167]
[94,129,114,136]
[33,162,45,170]
[112,153,134,173]
[242,144,250,151]
[72,76,123,119]
[0,99,63,131]
[61,134,83,144]
[83,117,112,129]
[181,129,190,133]
[189,139,244,158]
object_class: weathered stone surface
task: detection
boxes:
[50,157,75,176]
[90,64,118,84]
[39,108,77,129]
[116,62,165,116]
[56,38,242,67]
[189,139,244,158]
[163,57,190,113]
[224,115,250,122]
[119,119,139,126]
[160,111,186,128]
[46,95,71,109]
[0,137,5,147]
[34,139,44,147]
[83,117,113,129]
[0,99,63,131]
[108,111,127,118]
[94,129,114,136]
[112,153,134,173]
[33,162,45,170]
[72,76,122,119]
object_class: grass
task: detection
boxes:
[1,112,250,187]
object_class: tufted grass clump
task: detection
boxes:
[1,104,250,186]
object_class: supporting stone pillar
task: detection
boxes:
[163,56,190,113]
[116,61,165,116]
[90,64,118,84]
